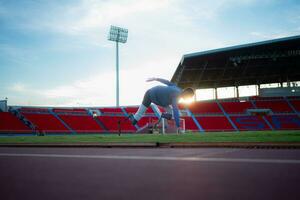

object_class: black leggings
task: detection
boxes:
[142,90,152,107]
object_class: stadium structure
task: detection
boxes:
[1,35,300,134]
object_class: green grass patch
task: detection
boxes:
[1,131,300,144]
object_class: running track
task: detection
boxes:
[0,147,300,200]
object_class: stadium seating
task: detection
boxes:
[195,116,234,131]
[136,116,159,127]
[180,116,199,131]
[265,115,300,130]
[289,100,300,112]
[250,96,284,100]
[188,101,222,115]
[178,103,188,110]
[3,96,300,134]
[0,112,32,133]
[220,101,253,114]
[230,116,271,131]
[99,107,124,114]
[254,100,293,113]
[22,113,70,133]
[53,108,87,114]
[59,115,104,133]
[97,116,136,132]
[20,107,50,113]
[124,106,154,114]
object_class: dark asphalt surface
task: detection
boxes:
[0,148,300,200]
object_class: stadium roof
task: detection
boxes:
[171,35,300,89]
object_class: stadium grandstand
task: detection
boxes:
[1,35,300,134]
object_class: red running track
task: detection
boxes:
[0,148,300,200]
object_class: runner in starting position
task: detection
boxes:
[128,77,194,133]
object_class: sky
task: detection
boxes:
[0,0,300,107]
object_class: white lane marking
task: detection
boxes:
[201,149,241,157]
[176,149,240,158]
[0,153,300,164]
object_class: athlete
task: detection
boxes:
[128,77,194,133]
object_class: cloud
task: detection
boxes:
[10,83,27,93]
[4,0,291,107]
[68,0,171,32]
[0,44,38,65]
[250,30,300,40]
[37,59,175,106]
[5,60,175,106]
[0,0,233,51]
[250,32,275,39]
[3,0,170,37]
[0,0,229,36]
[43,0,257,34]
[0,0,234,107]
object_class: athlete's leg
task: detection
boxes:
[129,90,152,125]
[164,105,172,115]
[151,104,162,118]
[161,105,173,120]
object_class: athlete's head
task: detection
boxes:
[180,87,195,100]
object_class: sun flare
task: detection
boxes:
[179,97,195,105]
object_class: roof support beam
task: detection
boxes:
[196,61,208,86]
[216,59,229,86]
[174,64,186,84]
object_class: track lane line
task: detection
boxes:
[0,153,300,164]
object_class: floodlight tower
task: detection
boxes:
[108,25,128,107]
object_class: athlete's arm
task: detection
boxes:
[146,78,176,86]
[171,99,180,128]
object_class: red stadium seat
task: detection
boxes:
[181,116,199,131]
[124,106,154,114]
[6,97,300,133]
[250,96,284,100]
[195,116,234,131]
[59,115,104,133]
[20,107,49,113]
[254,100,293,113]
[0,112,31,133]
[290,100,300,112]
[188,101,222,114]
[53,108,87,114]
[265,115,300,130]
[22,113,70,133]
[97,116,136,132]
[230,116,271,131]
[99,107,124,114]
[220,101,253,114]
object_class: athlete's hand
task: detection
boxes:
[146,77,156,82]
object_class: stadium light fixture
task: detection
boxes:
[108,25,128,107]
